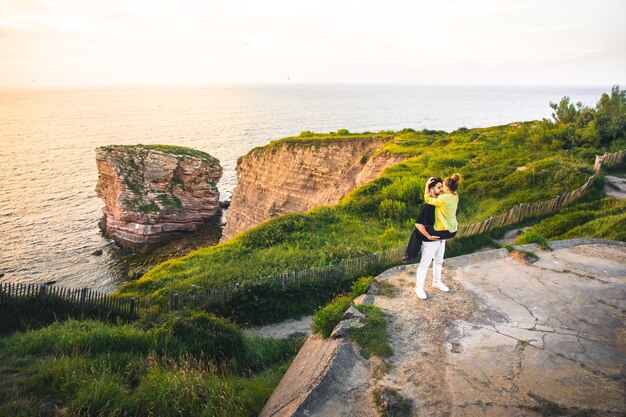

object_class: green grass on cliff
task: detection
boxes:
[101,144,220,164]
[515,195,626,243]
[119,118,619,301]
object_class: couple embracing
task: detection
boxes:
[412,173,461,300]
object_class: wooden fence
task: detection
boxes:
[0,247,405,316]
[457,149,624,238]
[0,281,145,317]
[1,150,622,318]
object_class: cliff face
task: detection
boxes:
[96,145,222,253]
[220,137,406,242]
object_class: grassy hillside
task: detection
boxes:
[0,312,304,417]
[118,122,620,301]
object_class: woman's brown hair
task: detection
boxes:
[444,173,461,193]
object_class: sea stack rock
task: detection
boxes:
[95,145,222,253]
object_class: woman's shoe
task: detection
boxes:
[433,282,449,292]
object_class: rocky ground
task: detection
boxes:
[261,240,626,417]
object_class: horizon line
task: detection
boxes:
[0,81,621,93]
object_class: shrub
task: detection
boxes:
[351,276,374,298]
[514,231,551,250]
[379,199,407,222]
[169,311,244,361]
[311,295,352,338]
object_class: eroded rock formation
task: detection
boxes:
[221,136,407,242]
[96,145,222,253]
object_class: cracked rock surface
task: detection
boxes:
[423,242,624,416]
[260,241,625,416]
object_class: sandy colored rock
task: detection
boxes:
[221,137,407,242]
[95,145,222,253]
[259,335,376,417]
[261,240,626,416]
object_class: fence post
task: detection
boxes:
[80,288,88,316]
[39,285,47,299]
[172,294,179,310]
[129,297,136,317]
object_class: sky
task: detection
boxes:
[0,0,625,88]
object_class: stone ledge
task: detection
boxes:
[259,335,372,417]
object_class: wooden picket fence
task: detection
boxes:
[0,281,144,317]
[0,247,405,316]
[171,246,405,309]
[1,150,622,319]
[457,149,624,238]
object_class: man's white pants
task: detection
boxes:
[415,240,445,290]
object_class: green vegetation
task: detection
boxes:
[311,294,353,337]
[101,144,220,164]
[0,314,304,417]
[310,276,392,358]
[515,193,626,242]
[116,87,625,317]
[0,294,134,335]
[311,276,374,337]
[156,193,183,210]
[138,201,160,214]
[514,231,552,250]
[347,304,393,358]
[246,129,394,156]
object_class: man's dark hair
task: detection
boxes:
[428,177,443,190]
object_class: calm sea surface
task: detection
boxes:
[0,85,608,291]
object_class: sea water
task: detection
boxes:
[0,85,608,291]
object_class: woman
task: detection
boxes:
[423,173,460,235]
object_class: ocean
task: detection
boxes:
[0,85,609,291]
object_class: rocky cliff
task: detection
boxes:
[96,145,222,253]
[220,136,406,242]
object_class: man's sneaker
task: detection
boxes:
[433,282,449,292]
[415,288,427,299]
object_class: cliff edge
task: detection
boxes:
[221,135,406,242]
[95,145,222,253]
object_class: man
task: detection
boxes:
[414,177,451,300]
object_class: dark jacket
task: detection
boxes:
[402,203,456,263]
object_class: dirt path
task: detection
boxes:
[244,316,312,339]
[604,175,626,199]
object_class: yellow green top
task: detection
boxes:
[424,193,459,232]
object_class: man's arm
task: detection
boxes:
[416,223,440,240]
